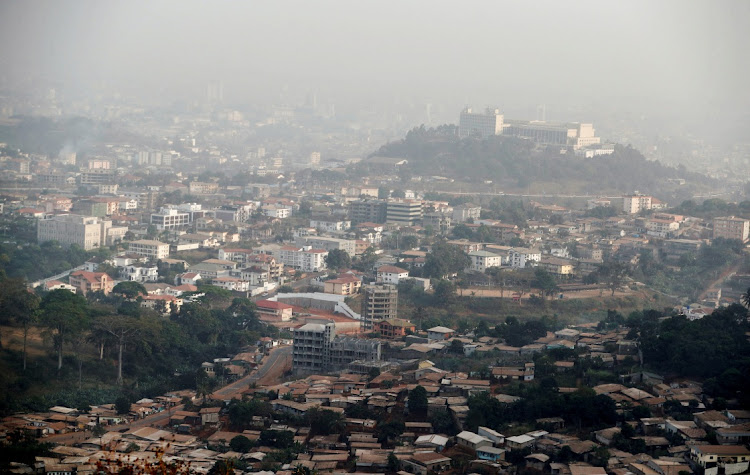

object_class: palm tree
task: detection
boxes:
[742,287,750,309]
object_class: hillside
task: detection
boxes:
[352,125,716,199]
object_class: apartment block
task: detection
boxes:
[713,216,749,243]
[292,322,381,374]
[151,207,191,230]
[361,283,398,332]
[386,199,423,226]
[37,214,123,250]
[128,240,170,260]
[277,246,328,272]
[296,236,356,257]
[349,199,387,224]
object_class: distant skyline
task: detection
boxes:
[1,1,748,141]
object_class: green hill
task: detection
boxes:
[352,125,715,199]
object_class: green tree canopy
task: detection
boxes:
[324,249,352,271]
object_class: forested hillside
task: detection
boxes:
[353,125,715,198]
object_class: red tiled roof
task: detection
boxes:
[256,300,293,310]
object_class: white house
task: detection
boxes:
[175,272,202,286]
[509,248,541,269]
[468,250,502,272]
[121,263,159,283]
[211,277,251,292]
[376,265,410,285]
[263,205,291,219]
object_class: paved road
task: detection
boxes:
[250,345,292,384]
[212,345,292,398]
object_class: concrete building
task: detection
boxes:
[689,445,750,475]
[502,119,601,149]
[121,263,159,283]
[37,214,124,250]
[376,265,410,285]
[348,199,387,224]
[129,240,170,260]
[296,236,356,257]
[713,216,749,243]
[255,299,293,322]
[468,250,502,272]
[292,322,381,374]
[459,108,504,138]
[323,274,362,295]
[69,271,114,295]
[509,248,541,269]
[310,218,351,232]
[374,319,415,339]
[386,199,423,226]
[277,246,328,272]
[452,204,482,223]
[360,284,398,332]
[150,207,190,230]
[622,194,653,214]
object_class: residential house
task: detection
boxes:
[374,319,416,339]
[69,271,114,295]
[376,265,410,284]
[324,274,362,295]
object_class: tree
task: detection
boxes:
[0,277,40,369]
[408,385,428,417]
[230,435,253,453]
[433,279,457,307]
[531,268,558,299]
[95,313,158,384]
[598,261,630,296]
[40,289,89,371]
[115,395,131,415]
[742,287,750,310]
[112,281,147,299]
[325,249,352,271]
[422,241,470,279]
[387,453,400,472]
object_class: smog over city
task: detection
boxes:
[0,1,749,474]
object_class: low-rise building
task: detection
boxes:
[376,265,409,285]
[121,263,159,283]
[468,250,502,272]
[128,240,170,260]
[373,319,415,339]
[689,445,750,475]
[323,274,361,295]
[256,300,293,322]
[69,271,114,295]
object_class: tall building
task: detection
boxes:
[622,194,653,214]
[713,216,750,243]
[37,214,120,250]
[309,152,321,167]
[292,322,381,374]
[387,199,423,226]
[349,199,387,224]
[206,80,224,104]
[361,284,398,332]
[459,108,504,138]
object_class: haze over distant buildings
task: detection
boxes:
[0,0,748,151]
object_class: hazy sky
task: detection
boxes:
[1,0,748,127]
